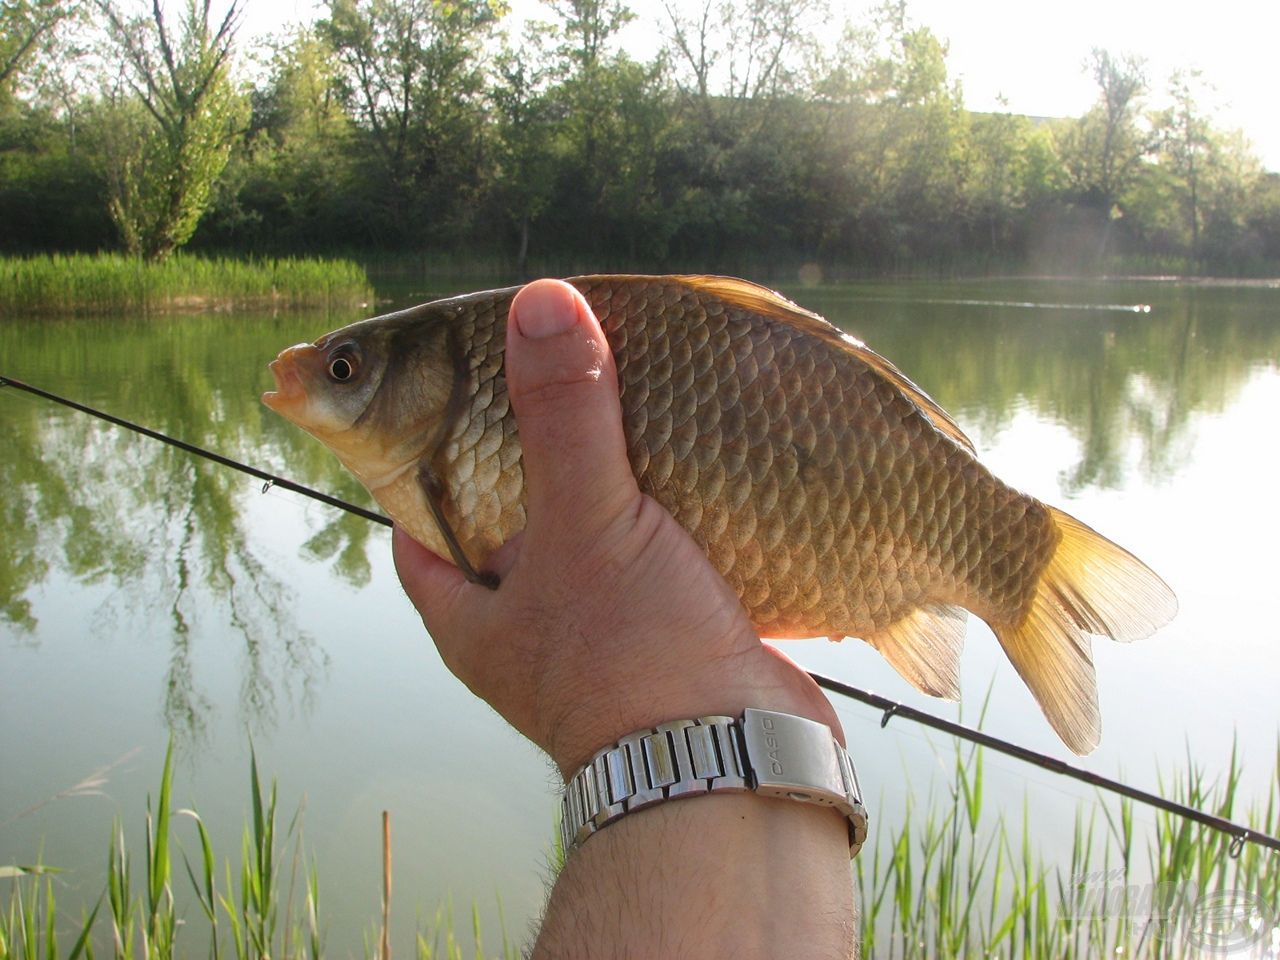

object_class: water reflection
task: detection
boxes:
[2,281,1278,739]
[0,312,370,743]
[301,510,378,588]
[800,281,1280,492]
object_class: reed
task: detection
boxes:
[2,740,321,960]
[0,253,373,315]
[855,734,1280,958]
[2,738,1275,958]
[408,897,518,960]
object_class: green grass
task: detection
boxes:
[0,254,373,315]
[0,740,516,960]
[854,734,1280,958]
[1,740,320,960]
[2,738,1276,959]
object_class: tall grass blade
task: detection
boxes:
[147,741,174,917]
[68,894,104,960]
[381,810,393,960]
[178,808,220,960]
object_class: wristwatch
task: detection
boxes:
[560,708,868,858]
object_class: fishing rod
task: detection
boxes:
[4,372,1277,856]
[0,374,390,527]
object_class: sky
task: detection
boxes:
[905,0,1279,171]
[240,0,1279,172]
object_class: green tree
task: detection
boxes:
[1198,128,1263,270]
[968,109,1068,258]
[1117,160,1184,260]
[490,25,559,274]
[96,0,245,261]
[0,100,114,250]
[1246,172,1280,263]
[204,27,356,249]
[318,0,501,243]
[1133,72,1265,272]
[968,106,1032,256]
[1152,70,1214,265]
[543,0,634,187]
[659,0,716,105]
[0,1,110,251]
[812,2,969,265]
[1058,49,1150,211]
[881,20,969,243]
[662,0,823,107]
[0,0,68,97]
[657,0,829,266]
[1053,49,1153,264]
[539,0,674,258]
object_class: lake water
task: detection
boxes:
[2,277,1278,953]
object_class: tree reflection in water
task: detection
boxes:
[0,309,371,744]
[803,280,1280,494]
[0,399,326,743]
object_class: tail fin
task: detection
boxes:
[991,506,1177,755]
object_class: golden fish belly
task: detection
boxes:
[423,277,1056,642]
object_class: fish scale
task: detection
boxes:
[263,274,1177,753]
[585,277,1022,639]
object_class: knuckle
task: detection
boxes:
[511,366,605,415]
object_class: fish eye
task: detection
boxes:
[327,351,358,383]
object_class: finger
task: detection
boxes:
[392,525,475,635]
[506,279,639,539]
[394,524,514,694]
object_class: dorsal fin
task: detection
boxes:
[673,275,977,454]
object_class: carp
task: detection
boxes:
[263,275,1176,753]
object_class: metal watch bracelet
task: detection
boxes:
[559,708,868,858]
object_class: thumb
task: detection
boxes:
[506,279,638,537]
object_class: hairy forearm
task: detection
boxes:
[534,791,857,959]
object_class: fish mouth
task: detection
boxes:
[262,343,318,414]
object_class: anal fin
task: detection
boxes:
[863,603,968,700]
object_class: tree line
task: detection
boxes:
[2,0,1278,276]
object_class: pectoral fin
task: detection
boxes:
[419,464,500,590]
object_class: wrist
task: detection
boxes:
[537,788,857,958]
[544,644,842,779]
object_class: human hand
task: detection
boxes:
[393,278,841,776]
[395,278,856,957]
